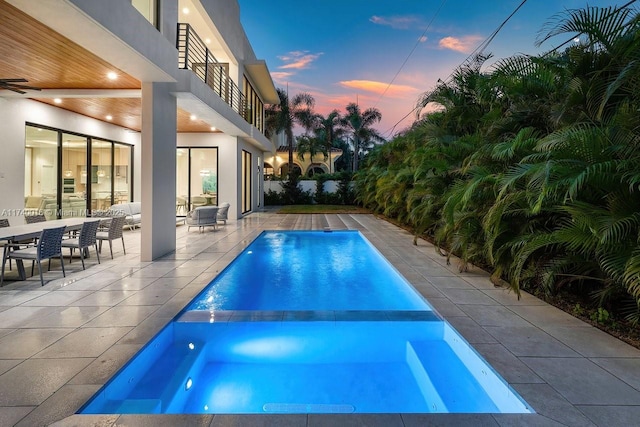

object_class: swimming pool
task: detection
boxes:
[79,230,532,414]
[187,230,428,311]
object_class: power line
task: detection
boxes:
[383,0,529,137]
[373,0,448,108]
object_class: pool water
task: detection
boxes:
[187,230,428,311]
[81,320,530,414]
[79,230,532,414]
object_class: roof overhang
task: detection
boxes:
[244,60,279,105]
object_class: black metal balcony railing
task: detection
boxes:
[177,23,246,116]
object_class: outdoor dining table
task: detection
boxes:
[0,217,96,281]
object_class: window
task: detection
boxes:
[242,76,264,134]
[131,0,158,27]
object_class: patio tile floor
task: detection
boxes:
[0,211,636,426]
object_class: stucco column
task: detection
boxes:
[141,82,177,261]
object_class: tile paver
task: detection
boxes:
[0,211,637,427]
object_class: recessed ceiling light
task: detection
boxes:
[182,7,189,14]
[190,114,197,121]
[106,115,113,121]
[107,71,118,80]
[53,98,62,104]
[210,126,216,131]
[205,38,211,44]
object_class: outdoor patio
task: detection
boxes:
[0,211,638,426]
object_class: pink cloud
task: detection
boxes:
[370,15,421,30]
[277,51,323,70]
[270,71,294,83]
[438,35,483,53]
[338,80,418,98]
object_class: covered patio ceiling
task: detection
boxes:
[0,0,217,133]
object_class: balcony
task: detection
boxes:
[177,23,246,118]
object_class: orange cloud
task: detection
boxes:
[277,51,323,70]
[370,15,421,30]
[270,71,294,83]
[438,35,483,53]
[338,80,418,98]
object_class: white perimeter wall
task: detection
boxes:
[0,98,141,217]
[264,180,341,195]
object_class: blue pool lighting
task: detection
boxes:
[79,231,532,414]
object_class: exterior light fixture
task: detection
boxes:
[107,72,118,80]
[182,7,189,14]
[53,98,62,104]
[205,38,211,44]
[190,114,197,121]
[106,115,113,121]
[210,126,216,131]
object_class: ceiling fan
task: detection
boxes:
[0,78,41,94]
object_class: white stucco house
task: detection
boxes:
[0,0,279,260]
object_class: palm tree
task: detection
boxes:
[341,103,385,171]
[314,110,345,174]
[295,134,327,167]
[265,88,315,176]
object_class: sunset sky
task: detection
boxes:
[237,0,626,137]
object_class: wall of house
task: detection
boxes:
[0,98,141,219]
[177,133,239,219]
[198,0,256,84]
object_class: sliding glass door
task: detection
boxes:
[176,147,218,214]
[90,140,113,211]
[61,133,88,218]
[24,127,58,218]
[25,124,133,218]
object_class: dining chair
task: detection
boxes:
[191,196,207,208]
[25,214,47,224]
[96,215,126,259]
[0,219,11,271]
[1,225,67,286]
[61,220,101,269]
[176,196,188,214]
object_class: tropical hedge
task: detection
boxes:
[354,6,640,324]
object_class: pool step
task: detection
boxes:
[405,342,448,412]
[408,340,501,412]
